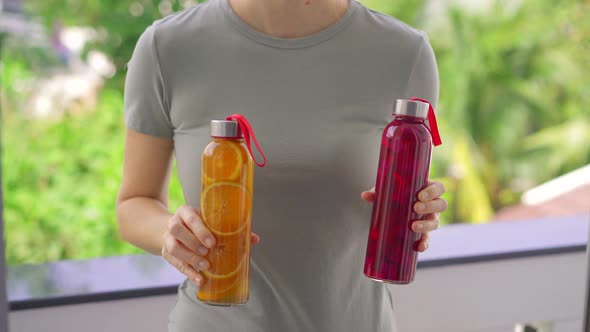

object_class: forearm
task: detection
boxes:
[117,196,173,255]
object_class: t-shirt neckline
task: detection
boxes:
[220,0,359,49]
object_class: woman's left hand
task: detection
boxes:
[361,181,448,252]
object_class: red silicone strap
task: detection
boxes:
[410,97,442,146]
[226,114,267,167]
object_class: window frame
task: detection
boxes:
[584,223,590,332]
[1,31,12,332]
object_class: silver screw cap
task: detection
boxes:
[210,120,240,138]
[394,99,429,119]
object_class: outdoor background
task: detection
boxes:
[1,0,589,264]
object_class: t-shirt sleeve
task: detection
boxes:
[124,24,174,138]
[405,33,440,108]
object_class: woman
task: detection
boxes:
[117,0,448,331]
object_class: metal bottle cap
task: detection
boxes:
[210,120,240,138]
[393,99,429,119]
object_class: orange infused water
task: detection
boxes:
[198,119,255,306]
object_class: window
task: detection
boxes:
[2,0,588,266]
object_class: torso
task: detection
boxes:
[149,1,433,330]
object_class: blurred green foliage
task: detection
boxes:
[2,81,137,262]
[2,0,589,264]
[433,0,590,222]
[26,0,201,83]
[2,79,186,263]
[1,53,185,263]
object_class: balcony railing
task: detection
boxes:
[6,214,589,332]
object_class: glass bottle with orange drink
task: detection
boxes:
[198,115,266,306]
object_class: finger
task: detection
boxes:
[418,182,446,201]
[163,233,211,272]
[411,213,439,233]
[417,233,430,252]
[162,246,204,286]
[178,206,216,249]
[168,215,208,256]
[414,198,448,214]
[251,232,261,245]
[361,187,376,202]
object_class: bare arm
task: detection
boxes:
[116,129,213,285]
[119,26,222,285]
[116,128,175,255]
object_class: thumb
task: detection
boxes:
[361,187,376,203]
[251,232,261,245]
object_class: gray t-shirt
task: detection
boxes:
[124,0,438,331]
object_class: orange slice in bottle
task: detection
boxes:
[198,271,240,301]
[202,234,248,280]
[201,182,251,236]
[203,142,243,182]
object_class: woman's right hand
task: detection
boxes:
[162,205,260,286]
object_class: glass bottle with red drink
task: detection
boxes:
[364,98,442,284]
